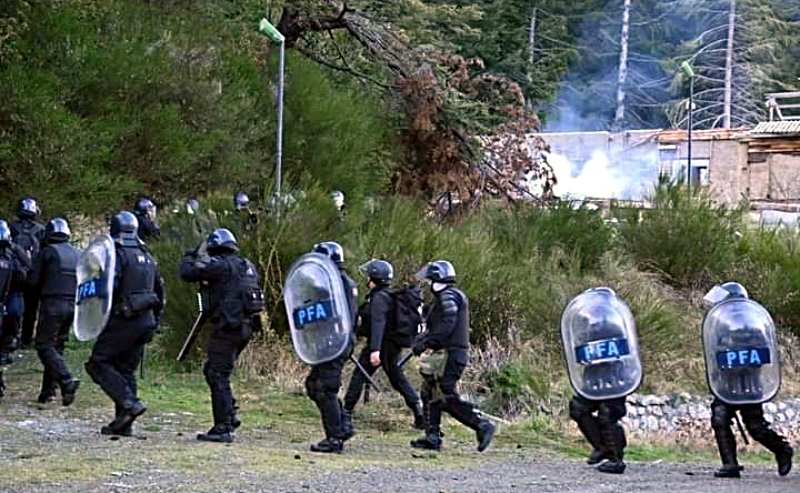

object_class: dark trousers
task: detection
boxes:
[21,287,40,345]
[343,340,420,412]
[569,395,628,462]
[306,354,347,439]
[711,398,791,467]
[85,320,153,410]
[35,297,74,395]
[204,325,251,432]
[422,349,485,434]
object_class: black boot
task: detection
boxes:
[712,411,740,478]
[108,399,147,434]
[197,426,233,443]
[476,420,495,452]
[587,449,611,465]
[341,409,355,441]
[411,431,442,451]
[776,446,793,477]
[714,465,743,478]
[597,461,626,474]
[60,379,80,407]
[310,437,343,453]
[0,371,5,398]
[37,389,56,404]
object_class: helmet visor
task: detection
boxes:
[414,264,431,283]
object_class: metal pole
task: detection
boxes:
[275,40,285,214]
[687,77,693,197]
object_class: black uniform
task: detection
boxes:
[0,242,31,359]
[711,398,793,476]
[0,246,26,392]
[343,285,421,420]
[28,239,80,402]
[569,395,628,468]
[412,286,493,451]
[9,218,45,346]
[134,213,161,242]
[180,251,260,435]
[305,269,358,447]
[85,242,164,433]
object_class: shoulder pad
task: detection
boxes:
[440,291,459,314]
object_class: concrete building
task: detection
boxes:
[538,123,800,210]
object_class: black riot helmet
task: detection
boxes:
[359,259,394,284]
[206,228,239,253]
[110,211,140,247]
[45,218,71,243]
[313,241,344,266]
[17,197,41,219]
[414,260,456,284]
[0,219,11,246]
[134,198,157,218]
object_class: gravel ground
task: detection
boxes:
[1,351,798,493]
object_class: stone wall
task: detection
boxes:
[622,393,800,447]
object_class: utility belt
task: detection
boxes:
[113,291,159,319]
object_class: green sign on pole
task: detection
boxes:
[259,18,285,44]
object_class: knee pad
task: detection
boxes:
[569,398,591,421]
[711,404,733,429]
[305,376,320,400]
[203,364,226,391]
[598,403,625,425]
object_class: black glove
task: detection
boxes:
[412,340,427,356]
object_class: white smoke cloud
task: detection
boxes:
[525,148,657,201]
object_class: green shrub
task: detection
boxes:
[614,177,743,289]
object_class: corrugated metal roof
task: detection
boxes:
[751,121,800,135]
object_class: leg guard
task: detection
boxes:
[569,396,605,454]
[711,400,739,471]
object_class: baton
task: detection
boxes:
[397,351,414,368]
[349,353,383,392]
[734,411,750,445]
[177,293,206,362]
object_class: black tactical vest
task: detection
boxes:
[40,242,80,298]
[429,287,470,351]
[0,248,17,302]
[113,245,159,320]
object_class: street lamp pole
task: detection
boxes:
[680,61,695,197]
[258,18,286,214]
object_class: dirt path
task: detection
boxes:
[1,350,798,493]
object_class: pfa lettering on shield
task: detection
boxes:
[716,346,771,369]
[575,338,631,364]
[77,278,107,305]
[293,299,334,328]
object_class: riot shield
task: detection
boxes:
[73,235,116,341]
[702,298,780,405]
[561,287,642,400]
[284,252,353,365]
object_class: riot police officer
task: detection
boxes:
[343,258,424,430]
[85,212,165,436]
[703,282,793,478]
[28,218,81,405]
[304,241,358,453]
[180,228,263,443]
[0,218,31,363]
[133,198,161,241]
[0,220,27,389]
[410,260,495,452]
[9,197,45,348]
[562,287,642,475]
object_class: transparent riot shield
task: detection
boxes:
[284,253,353,365]
[73,235,116,341]
[702,298,780,405]
[561,287,642,400]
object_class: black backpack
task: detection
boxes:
[239,258,265,315]
[390,286,423,346]
[13,221,44,260]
